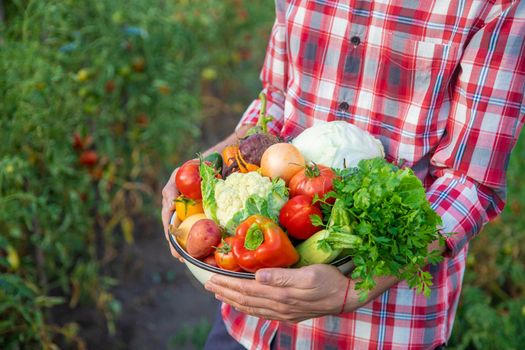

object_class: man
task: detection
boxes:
[162,1,524,349]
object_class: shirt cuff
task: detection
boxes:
[426,172,493,258]
[235,88,285,137]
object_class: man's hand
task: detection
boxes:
[205,264,364,323]
[161,167,183,261]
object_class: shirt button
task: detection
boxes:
[351,36,361,46]
[338,101,350,112]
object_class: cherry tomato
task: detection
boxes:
[175,159,202,200]
[279,195,323,240]
[174,195,204,221]
[79,150,98,167]
[289,164,337,202]
[214,237,242,272]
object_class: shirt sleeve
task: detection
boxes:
[427,2,525,258]
[236,5,288,136]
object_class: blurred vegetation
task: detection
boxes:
[169,318,212,350]
[0,0,523,349]
[0,0,273,348]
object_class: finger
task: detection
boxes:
[255,267,318,289]
[161,167,179,235]
[207,282,286,314]
[209,275,308,302]
[161,167,183,262]
[161,206,174,237]
[169,244,184,262]
[216,294,294,322]
[162,223,183,261]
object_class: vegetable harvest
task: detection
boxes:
[171,120,447,301]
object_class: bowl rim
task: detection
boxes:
[168,212,352,279]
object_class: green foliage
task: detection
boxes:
[169,318,212,350]
[0,0,273,348]
[328,158,445,300]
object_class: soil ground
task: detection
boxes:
[110,222,218,350]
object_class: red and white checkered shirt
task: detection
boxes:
[224,0,525,349]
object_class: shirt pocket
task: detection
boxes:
[359,32,460,164]
[370,32,460,109]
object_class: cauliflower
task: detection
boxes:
[215,172,272,227]
[292,121,384,169]
[200,159,289,233]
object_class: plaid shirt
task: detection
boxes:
[224,0,525,349]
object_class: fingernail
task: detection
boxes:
[257,270,270,283]
[215,294,223,301]
[204,282,213,291]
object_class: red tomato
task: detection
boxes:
[214,237,242,272]
[175,159,202,200]
[289,164,336,202]
[279,195,323,240]
[79,150,98,167]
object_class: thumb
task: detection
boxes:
[256,268,302,287]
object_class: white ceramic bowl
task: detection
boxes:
[168,212,354,285]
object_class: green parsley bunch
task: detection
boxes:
[322,158,446,300]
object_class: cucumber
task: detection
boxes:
[294,230,342,267]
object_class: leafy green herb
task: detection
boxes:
[323,158,446,301]
[309,214,324,228]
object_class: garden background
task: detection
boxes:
[1,1,523,349]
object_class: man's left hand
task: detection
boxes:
[205,264,362,323]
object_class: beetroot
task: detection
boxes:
[238,133,280,166]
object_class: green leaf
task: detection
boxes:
[225,177,288,234]
[199,160,220,222]
[309,214,324,227]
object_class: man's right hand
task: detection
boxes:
[161,167,184,262]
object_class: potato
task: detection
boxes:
[186,219,222,259]
[173,213,208,249]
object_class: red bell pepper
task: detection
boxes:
[232,215,299,272]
